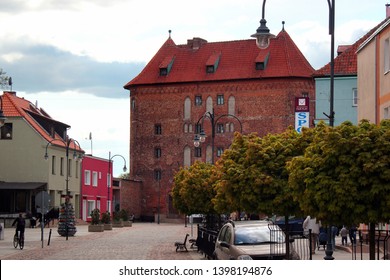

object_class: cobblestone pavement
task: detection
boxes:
[0,223,205,260]
[1,222,359,260]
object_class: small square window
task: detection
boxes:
[217,95,224,105]
[195,96,202,106]
[155,124,162,135]
[217,123,224,133]
[0,123,13,139]
[195,147,202,157]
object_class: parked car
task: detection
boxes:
[274,216,304,236]
[213,220,300,260]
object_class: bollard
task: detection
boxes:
[48,229,52,246]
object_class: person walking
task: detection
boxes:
[331,225,338,250]
[303,215,320,254]
[340,225,348,246]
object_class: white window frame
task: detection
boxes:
[84,170,91,186]
[385,38,390,74]
[87,200,96,217]
[92,171,98,187]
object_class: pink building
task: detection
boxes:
[81,155,112,222]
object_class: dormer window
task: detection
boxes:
[159,55,175,76]
[206,52,221,74]
[255,52,270,70]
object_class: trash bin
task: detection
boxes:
[0,222,4,240]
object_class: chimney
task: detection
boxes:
[386,3,390,18]
[187,37,207,50]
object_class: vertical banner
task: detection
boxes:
[295,97,310,133]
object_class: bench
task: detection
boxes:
[175,234,189,252]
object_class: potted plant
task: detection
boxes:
[112,211,123,227]
[120,209,132,227]
[88,208,104,232]
[101,211,112,230]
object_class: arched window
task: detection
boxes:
[228,96,235,115]
[184,97,191,120]
[206,96,213,114]
[184,146,191,167]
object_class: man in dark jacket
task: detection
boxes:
[12,213,26,238]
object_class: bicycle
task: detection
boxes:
[13,232,24,250]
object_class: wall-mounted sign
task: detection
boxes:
[295,97,310,133]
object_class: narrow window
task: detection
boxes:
[195,96,202,106]
[84,170,91,185]
[155,147,162,158]
[195,147,202,157]
[217,123,224,133]
[352,88,358,107]
[154,169,162,181]
[92,171,98,187]
[51,156,56,175]
[60,157,64,176]
[155,124,162,135]
[385,38,390,73]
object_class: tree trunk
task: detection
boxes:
[369,222,376,260]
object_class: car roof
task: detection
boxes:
[226,220,272,228]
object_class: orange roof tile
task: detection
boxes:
[124,29,314,89]
[1,91,82,151]
[314,18,389,77]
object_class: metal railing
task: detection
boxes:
[352,230,390,260]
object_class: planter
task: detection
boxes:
[104,223,113,230]
[112,221,123,228]
[88,224,104,232]
[123,221,132,227]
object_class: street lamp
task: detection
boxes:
[194,109,242,164]
[44,137,83,240]
[0,95,7,127]
[256,0,336,260]
[107,151,127,213]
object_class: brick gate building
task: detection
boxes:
[123,28,315,221]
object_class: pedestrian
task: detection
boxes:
[340,225,348,246]
[331,225,338,250]
[303,215,320,254]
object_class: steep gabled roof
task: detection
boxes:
[314,18,389,77]
[124,29,314,89]
[1,91,82,151]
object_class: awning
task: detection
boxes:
[0,182,46,190]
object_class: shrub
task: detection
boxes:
[101,211,111,224]
[90,209,100,225]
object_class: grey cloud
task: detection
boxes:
[0,41,144,98]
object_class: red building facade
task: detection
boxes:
[124,29,315,221]
[80,155,112,222]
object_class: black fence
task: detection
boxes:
[352,230,390,260]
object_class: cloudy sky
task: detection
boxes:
[0,0,387,175]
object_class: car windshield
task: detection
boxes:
[234,226,285,245]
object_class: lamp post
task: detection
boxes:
[107,151,127,214]
[194,109,242,164]
[0,95,6,127]
[254,0,335,260]
[44,137,83,240]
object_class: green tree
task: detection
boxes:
[288,120,390,259]
[214,128,312,218]
[171,161,217,215]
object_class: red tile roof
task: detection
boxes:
[314,18,389,77]
[1,91,82,150]
[124,29,314,89]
